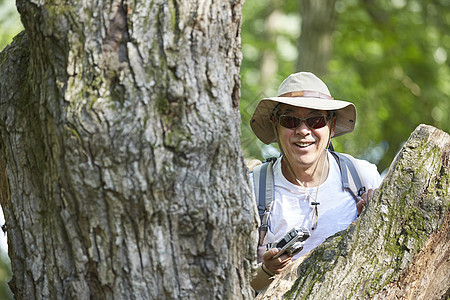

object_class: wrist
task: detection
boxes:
[261,262,275,277]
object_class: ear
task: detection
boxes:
[330,117,337,138]
[271,115,278,126]
[271,116,279,139]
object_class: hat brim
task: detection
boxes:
[250,97,357,144]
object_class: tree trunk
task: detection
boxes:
[0,1,257,299]
[297,0,337,76]
[259,6,281,89]
[257,124,449,299]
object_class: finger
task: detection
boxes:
[278,253,291,262]
[364,190,373,205]
[280,257,292,267]
[272,257,292,274]
[265,259,284,274]
[263,248,278,261]
[246,159,262,171]
[356,199,365,215]
[361,191,367,202]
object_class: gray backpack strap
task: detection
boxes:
[330,151,366,203]
[252,158,276,247]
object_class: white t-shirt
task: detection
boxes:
[257,151,382,260]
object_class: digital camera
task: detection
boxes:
[268,227,310,258]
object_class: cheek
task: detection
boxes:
[276,124,288,138]
[313,129,331,145]
[278,130,290,145]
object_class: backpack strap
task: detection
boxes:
[330,151,366,203]
[251,158,276,247]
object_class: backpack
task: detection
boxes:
[251,151,366,248]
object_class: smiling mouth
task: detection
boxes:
[295,142,314,148]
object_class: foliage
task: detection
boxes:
[0,0,23,51]
[0,251,12,300]
[240,0,301,161]
[240,0,450,173]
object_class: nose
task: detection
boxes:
[294,120,311,135]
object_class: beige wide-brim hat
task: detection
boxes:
[250,72,357,144]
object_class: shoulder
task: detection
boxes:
[330,151,382,189]
[248,157,278,189]
[347,154,382,189]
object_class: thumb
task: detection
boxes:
[263,247,278,261]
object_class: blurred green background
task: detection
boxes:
[1,0,449,298]
[241,0,450,174]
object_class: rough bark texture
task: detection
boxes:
[257,124,449,299]
[0,0,257,299]
[297,0,337,76]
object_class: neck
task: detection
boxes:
[281,151,328,187]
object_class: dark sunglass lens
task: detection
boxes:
[279,116,299,128]
[306,116,327,129]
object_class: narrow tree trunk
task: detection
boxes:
[257,124,449,299]
[0,1,257,299]
[259,6,281,88]
[297,0,337,76]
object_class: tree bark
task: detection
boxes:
[0,1,257,299]
[256,124,449,299]
[297,0,337,76]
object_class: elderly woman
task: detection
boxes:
[249,72,381,291]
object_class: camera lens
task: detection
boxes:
[289,242,304,256]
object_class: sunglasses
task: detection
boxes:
[278,115,329,130]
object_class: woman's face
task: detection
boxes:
[273,104,336,172]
